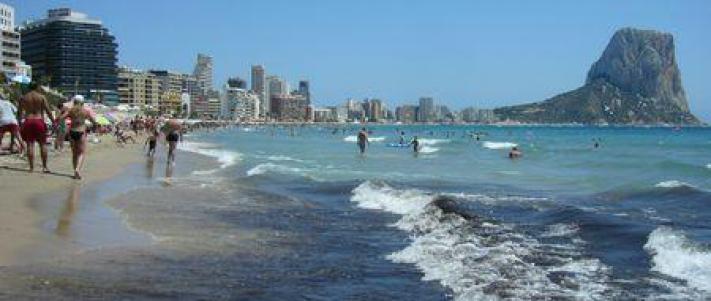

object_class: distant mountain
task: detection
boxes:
[495,28,700,125]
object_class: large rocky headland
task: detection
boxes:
[495,28,701,125]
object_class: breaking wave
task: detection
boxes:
[654,180,695,189]
[644,227,711,293]
[483,141,518,150]
[419,146,440,154]
[246,163,307,177]
[178,141,241,169]
[418,138,450,146]
[343,135,387,143]
[350,181,614,300]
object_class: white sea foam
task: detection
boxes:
[542,223,580,238]
[418,138,450,146]
[350,181,613,300]
[343,135,386,143]
[706,164,711,169]
[246,163,306,177]
[644,227,711,293]
[483,141,518,150]
[350,181,431,215]
[418,146,439,154]
[178,141,241,169]
[266,155,305,163]
[654,180,694,189]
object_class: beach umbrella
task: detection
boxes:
[94,114,112,126]
[103,114,119,123]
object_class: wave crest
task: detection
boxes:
[343,135,386,142]
[350,182,614,300]
[483,141,518,150]
[246,163,306,177]
[654,180,695,189]
[644,227,711,293]
[178,141,241,169]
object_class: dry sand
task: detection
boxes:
[0,135,146,266]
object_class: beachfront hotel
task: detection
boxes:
[19,8,118,101]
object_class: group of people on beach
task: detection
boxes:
[3,83,96,179]
[0,83,185,180]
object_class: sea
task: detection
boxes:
[1,125,710,300]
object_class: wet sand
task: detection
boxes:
[0,136,146,266]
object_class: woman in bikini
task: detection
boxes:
[60,95,96,179]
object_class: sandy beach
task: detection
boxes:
[0,136,146,266]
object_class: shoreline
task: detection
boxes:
[0,136,147,266]
[188,120,710,128]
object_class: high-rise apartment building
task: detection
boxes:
[20,8,117,99]
[396,105,418,123]
[298,80,310,102]
[117,67,160,107]
[192,53,213,95]
[266,75,288,118]
[250,65,265,93]
[369,99,383,122]
[222,85,260,121]
[0,2,22,78]
[251,65,266,117]
[417,97,435,122]
[271,94,309,122]
[227,77,247,89]
[267,76,288,96]
[148,70,186,114]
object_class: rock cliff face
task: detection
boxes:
[495,28,700,124]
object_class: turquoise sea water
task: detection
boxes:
[3,125,710,300]
[174,124,711,300]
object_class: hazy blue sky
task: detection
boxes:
[11,1,711,121]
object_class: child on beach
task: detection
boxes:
[144,128,159,157]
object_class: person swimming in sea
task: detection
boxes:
[399,131,406,145]
[509,146,522,159]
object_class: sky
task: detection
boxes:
[10,0,711,121]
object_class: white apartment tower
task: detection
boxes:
[251,65,266,117]
[193,53,213,95]
[0,2,23,78]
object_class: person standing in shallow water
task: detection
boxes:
[60,95,96,179]
[164,119,182,164]
[411,136,420,153]
[357,127,369,154]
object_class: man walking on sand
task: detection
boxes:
[18,82,54,173]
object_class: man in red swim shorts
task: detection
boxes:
[18,82,54,173]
